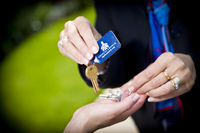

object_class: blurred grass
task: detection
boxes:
[0,5,100,133]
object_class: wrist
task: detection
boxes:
[64,112,98,133]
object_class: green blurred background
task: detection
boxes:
[0,0,100,132]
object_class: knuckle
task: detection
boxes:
[163,85,173,94]
[185,85,191,93]
[75,16,90,23]
[125,103,133,111]
[151,78,161,88]
[178,60,186,70]
[191,79,195,87]
[67,29,76,39]
[79,24,89,33]
[162,52,175,62]
[62,39,69,47]
[85,38,95,47]
[74,52,83,61]
[75,16,85,21]
[132,76,140,88]
[59,30,64,38]
[165,52,174,58]
[186,80,195,92]
[189,81,195,91]
[64,21,73,29]
[184,67,191,77]
[144,70,154,80]
[79,44,87,53]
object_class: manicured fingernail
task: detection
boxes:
[86,52,93,60]
[148,97,154,102]
[92,46,98,54]
[146,92,149,96]
[132,94,140,102]
[82,58,89,65]
[129,86,135,93]
[121,91,129,101]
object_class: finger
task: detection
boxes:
[120,85,135,100]
[77,23,99,54]
[121,92,129,101]
[65,22,94,61]
[141,53,190,96]
[137,71,168,94]
[147,79,193,102]
[120,85,132,92]
[131,54,168,90]
[59,44,83,65]
[116,93,140,115]
[116,94,147,121]
[62,37,89,65]
[59,30,65,39]
[147,81,175,98]
[147,85,187,102]
[120,85,136,101]
[58,30,84,64]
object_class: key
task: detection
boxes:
[85,64,99,93]
[99,88,123,102]
[99,94,119,101]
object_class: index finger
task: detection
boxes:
[74,17,100,54]
[77,24,100,54]
[131,54,168,91]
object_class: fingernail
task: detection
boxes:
[82,58,89,65]
[121,92,129,101]
[92,46,98,54]
[148,97,154,102]
[146,92,149,96]
[86,52,93,60]
[129,86,135,93]
[132,93,140,102]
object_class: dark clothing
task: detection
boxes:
[79,0,200,132]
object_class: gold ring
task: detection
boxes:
[163,71,171,81]
[170,77,181,90]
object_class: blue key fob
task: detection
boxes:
[91,31,121,64]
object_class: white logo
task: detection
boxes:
[93,57,100,63]
[101,41,109,51]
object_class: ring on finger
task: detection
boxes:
[163,71,171,81]
[58,36,68,47]
[170,77,181,90]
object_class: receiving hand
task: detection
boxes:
[131,52,196,102]
[64,85,146,133]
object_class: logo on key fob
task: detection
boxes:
[91,31,121,64]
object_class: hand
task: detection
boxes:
[131,52,196,102]
[64,85,146,133]
[58,16,102,65]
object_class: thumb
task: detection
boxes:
[116,93,140,114]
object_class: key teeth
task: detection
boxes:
[99,89,123,102]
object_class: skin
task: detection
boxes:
[58,16,196,102]
[64,85,146,133]
[131,52,196,102]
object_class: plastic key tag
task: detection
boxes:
[91,30,121,64]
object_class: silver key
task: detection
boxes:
[99,88,123,102]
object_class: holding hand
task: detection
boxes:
[131,52,196,102]
[58,16,102,65]
[64,85,146,133]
